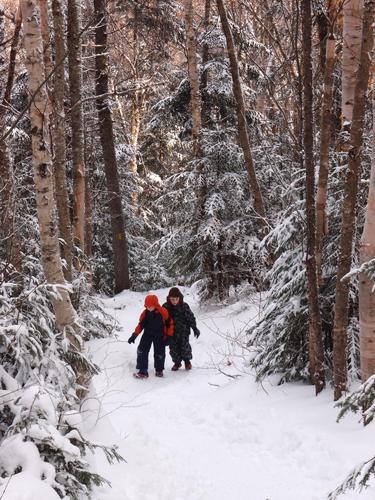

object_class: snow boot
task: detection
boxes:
[155,371,164,377]
[171,362,181,371]
[133,371,149,379]
[184,361,192,370]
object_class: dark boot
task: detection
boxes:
[155,371,164,377]
[171,362,181,371]
[133,371,149,379]
[184,360,192,370]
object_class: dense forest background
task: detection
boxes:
[1,0,375,497]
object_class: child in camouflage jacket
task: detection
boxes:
[163,287,200,371]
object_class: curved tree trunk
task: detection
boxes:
[67,0,86,254]
[94,0,130,293]
[333,0,374,401]
[302,0,325,394]
[216,0,267,228]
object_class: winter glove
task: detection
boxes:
[128,333,137,344]
[194,329,200,339]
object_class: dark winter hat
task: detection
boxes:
[167,287,183,299]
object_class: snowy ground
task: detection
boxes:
[84,287,375,500]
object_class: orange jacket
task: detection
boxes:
[134,305,174,339]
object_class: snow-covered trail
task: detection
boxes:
[85,288,375,500]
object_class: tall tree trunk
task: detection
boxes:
[94,0,130,293]
[20,0,83,342]
[21,0,89,396]
[2,4,22,106]
[200,0,211,126]
[333,0,374,401]
[129,3,143,185]
[37,0,53,84]
[51,0,73,281]
[359,54,375,382]
[216,0,267,227]
[302,0,325,394]
[67,0,85,253]
[184,0,216,296]
[342,0,363,128]
[0,5,22,273]
[184,0,202,155]
[316,3,337,281]
[129,87,144,175]
[84,115,93,259]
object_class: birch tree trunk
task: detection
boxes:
[302,0,325,394]
[200,0,211,126]
[20,0,88,392]
[67,0,85,253]
[128,3,143,185]
[129,87,144,177]
[94,0,130,293]
[333,0,374,400]
[342,0,363,128]
[216,0,267,227]
[359,47,375,381]
[51,0,73,281]
[316,2,337,280]
[184,0,202,155]
[183,0,217,296]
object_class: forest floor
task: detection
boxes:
[85,287,375,500]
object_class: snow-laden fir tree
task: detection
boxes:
[146,20,277,301]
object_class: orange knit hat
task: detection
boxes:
[144,294,160,308]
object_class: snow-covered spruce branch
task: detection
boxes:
[328,457,375,499]
[342,258,375,290]
[336,374,375,426]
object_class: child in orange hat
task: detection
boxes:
[128,294,173,378]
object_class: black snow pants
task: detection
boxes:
[136,334,166,372]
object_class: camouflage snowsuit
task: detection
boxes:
[163,301,198,364]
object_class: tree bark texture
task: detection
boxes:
[21,0,90,395]
[38,0,53,92]
[20,0,79,331]
[342,0,363,127]
[94,0,130,293]
[200,0,211,126]
[67,0,85,252]
[302,0,325,394]
[184,0,202,155]
[129,3,143,182]
[216,0,267,227]
[333,0,374,400]
[0,5,22,273]
[84,115,93,259]
[359,46,375,382]
[52,0,73,281]
[129,88,144,175]
[316,35,336,280]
